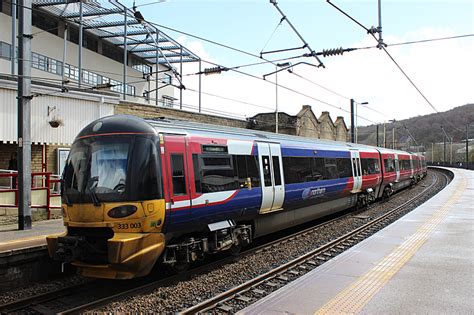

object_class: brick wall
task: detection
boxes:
[0,143,62,174]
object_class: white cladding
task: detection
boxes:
[0,79,117,145]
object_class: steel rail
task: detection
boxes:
[181,170,447,314]
[1,170,446,314]
[0,281,96,313]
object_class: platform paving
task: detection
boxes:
[240,168,474,314]
[0,219,64,252]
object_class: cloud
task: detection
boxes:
[175,27,474,126]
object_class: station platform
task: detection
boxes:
[241,167,474,314]
[0,219,64,253]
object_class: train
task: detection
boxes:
[46,115,427,279]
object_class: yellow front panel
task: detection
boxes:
[64,199,166,233]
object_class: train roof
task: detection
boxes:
[146,116,380,152]
[78,115,422,157]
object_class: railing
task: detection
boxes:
[0,170,61,219]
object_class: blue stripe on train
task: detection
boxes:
[167,188,262,231]
[280,147,351,158]
[166,177,351,231]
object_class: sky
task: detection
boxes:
[123,0,474,127]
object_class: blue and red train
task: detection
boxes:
[47,115,427,279]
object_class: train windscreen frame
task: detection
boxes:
[62,135,163,204]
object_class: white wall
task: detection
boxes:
[0,78,117,145]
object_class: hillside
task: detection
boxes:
[357,104,474,149]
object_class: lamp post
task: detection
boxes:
[388,119,396,149]
[275,62,291,134]
[350,99,368,143]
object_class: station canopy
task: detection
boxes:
[32,0,200,67]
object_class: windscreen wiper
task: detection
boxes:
[86,176,101,206]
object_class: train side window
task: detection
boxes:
[282,157,296,184]
[262,155,272,186]
[384,158,395,172]
[313,158,325,181]
[193,154,201,193]
[356,158,361,177]
[352,159,358,177]
[171,154,186,195]
[324,158,338,179]
[337,158,352,178]
[246,156,261,187]
[200,155,238,193]
[233,155,248,188]
[272,156,282,185]
[361,158,380,175]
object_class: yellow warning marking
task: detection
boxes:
[316,175,467,315]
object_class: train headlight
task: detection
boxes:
[107,205,137,218]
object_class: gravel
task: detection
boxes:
[96,170,445,313]
[0,170,446,312]
[0,275,90,305]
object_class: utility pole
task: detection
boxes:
[383,123,386,148]
[17,0,32,230]
[467,125,470,169]
[350,99,355,143]
[431,143,434,163]
[275,65,278,134]
[443,132,446,166]
[376,124,379,147]
[392,127,395,149]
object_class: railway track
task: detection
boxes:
[181,169,450,314]
[0,169,449,314]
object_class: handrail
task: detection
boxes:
[0,171,61,219]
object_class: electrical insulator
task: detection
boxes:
[322,47,345,57]
[203,66,228,75]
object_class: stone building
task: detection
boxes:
[247,105,349,141]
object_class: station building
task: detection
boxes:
[0,0,201,175]
[0,0,350,178]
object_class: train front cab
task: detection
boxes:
[47,116,167,279]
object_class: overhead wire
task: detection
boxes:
[8,0,372,121]
[326,0,467,133]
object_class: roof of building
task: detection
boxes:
[32,0,200,66]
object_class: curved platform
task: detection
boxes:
[240,167,473,314]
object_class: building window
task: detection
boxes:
[102,42,124,63]
[0,42,11,60]
[163,73,172,84]
[32,11,58,35]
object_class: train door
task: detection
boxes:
[350,150,362,193]
[394,153,400,182]
[162,135,192,220]
[257,142,285,214]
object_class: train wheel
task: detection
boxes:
[171,262,190,274]
[229,244,242,256]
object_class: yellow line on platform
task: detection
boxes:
[316,175,467,315]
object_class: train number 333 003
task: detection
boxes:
[117,222,142,229]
